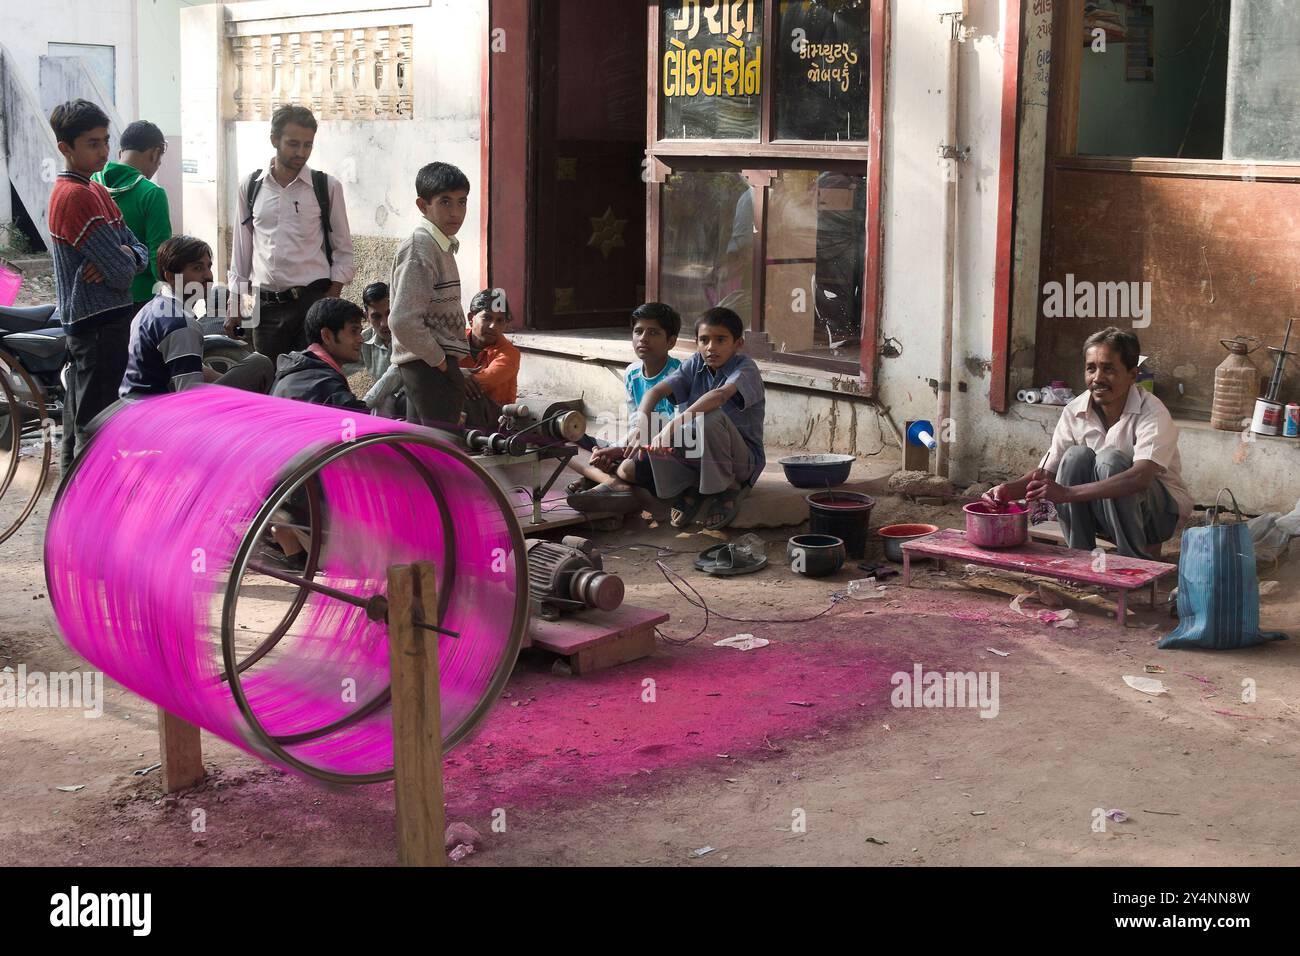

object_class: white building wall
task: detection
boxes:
[1,0,139,240]
[182,0,485,305]
[1,0,140,121]
[137,0,189,233]
[874,0,1008,484]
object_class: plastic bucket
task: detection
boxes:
[806,491,875,558]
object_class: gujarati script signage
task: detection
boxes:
[662,0,762,99]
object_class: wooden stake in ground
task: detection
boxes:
[158,707,204,793]
[387,561,447,867]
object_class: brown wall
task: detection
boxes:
[1036,167,1300,418]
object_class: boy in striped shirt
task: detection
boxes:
[47,99,148,467]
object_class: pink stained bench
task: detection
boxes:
[900,528,1177,625]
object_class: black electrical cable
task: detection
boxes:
[651,559,847,646]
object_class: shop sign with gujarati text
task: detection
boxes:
[663,0,762,99]
[798,40,859,94]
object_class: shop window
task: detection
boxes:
[648,0,884,376]
[1076,1,1229,159]
[774,0,869,143]
[763,169,866,359]
[659,1,764,140]
[659,170,754,328]
[1073,0,1300,163]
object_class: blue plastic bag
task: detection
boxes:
[1159,490,1287,650]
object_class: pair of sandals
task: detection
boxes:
[671,487,745,531]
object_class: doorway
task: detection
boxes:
[529,0,648,330]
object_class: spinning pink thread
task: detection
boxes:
[45,388,526,782]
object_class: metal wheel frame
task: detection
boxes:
[0,348,53,545]
[219,431,529,785]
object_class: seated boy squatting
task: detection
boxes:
[264,297,372,569]
[119,235,275,399]
[567,301,683,499]
[459,287,521,431]
[592,306,765,531]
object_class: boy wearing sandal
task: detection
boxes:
[604,306,765,531]
[568,302,682,511]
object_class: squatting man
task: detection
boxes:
[987,327,1192,559]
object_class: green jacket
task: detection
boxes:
[91,161,172,303]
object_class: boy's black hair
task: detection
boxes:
[362,281,389,306]
[468,288,509,317]
[156,235,213,280]
[695,306,744,341]
[631,302,681,340]
[271,104,317,139]
[305,297,364,345]
[49,99,111,147]
[1084,326,1141,371]
[120,120,166,152]
[416,162,471,201]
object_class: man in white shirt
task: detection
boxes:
[988,327,1192,559]
[226,105,355,364]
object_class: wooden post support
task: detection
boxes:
[387,561,447,867]
[157,707,205,793]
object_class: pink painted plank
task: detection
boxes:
[529,603,670,655]
[901,528,1175,589]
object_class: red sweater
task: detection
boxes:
[48,171,147,329]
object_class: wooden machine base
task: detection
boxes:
[528,603,667,674]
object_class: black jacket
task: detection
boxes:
[271,350,367,411]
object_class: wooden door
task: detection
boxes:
[532,0,648,330]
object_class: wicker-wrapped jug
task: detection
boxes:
[1211,337,1262,431]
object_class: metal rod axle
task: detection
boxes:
[246,561,460,638]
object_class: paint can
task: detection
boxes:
[1250,397,1285,436]
[1285,403,1300,438]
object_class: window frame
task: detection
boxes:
[645,0,887,381]
[1048,0,1300,175]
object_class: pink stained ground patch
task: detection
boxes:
[440,612,944,815]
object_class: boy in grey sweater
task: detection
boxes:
[388,162,472,433]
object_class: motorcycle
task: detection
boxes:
[0,300,255,431]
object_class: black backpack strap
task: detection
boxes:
[312,170,334,267]
[242,170,262,226]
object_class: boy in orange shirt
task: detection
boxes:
[460,288,520,430]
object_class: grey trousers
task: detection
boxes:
[645,409,754,499]
[1055,446,1180,559]
[463,391,503,432]
[399,359,467,433]
[214,352,275,394]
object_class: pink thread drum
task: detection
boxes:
[963,500,1029,548]
[45,388,529,784]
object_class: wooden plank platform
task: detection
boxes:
[901,528,1176,625]
[1029,520,1115,551]
[528,603,667,674]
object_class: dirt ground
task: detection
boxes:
[2,446,1297,867]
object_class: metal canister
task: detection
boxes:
[1285,403,1300,438]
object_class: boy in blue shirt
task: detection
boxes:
[566,303,682,510]
[597,306,765,531]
